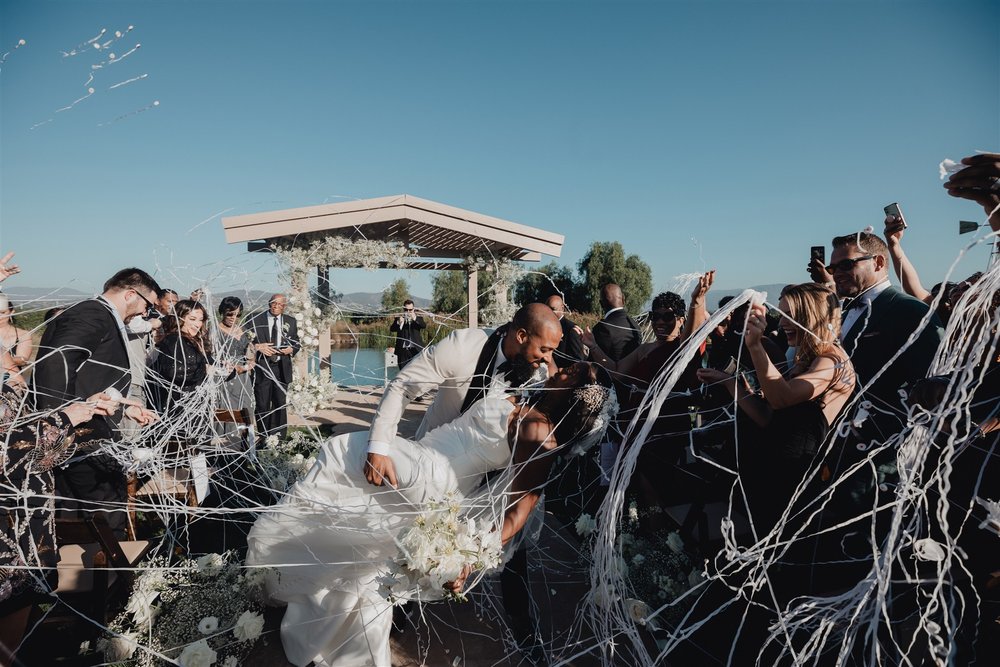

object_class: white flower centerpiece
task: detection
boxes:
[99,551,269,666]
[255,430,321,494]
[377,494,503,604]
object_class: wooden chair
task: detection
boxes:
[18,515,154,663]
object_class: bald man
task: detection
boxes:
[592,283,641,361]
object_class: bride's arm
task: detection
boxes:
[500,418,557,544]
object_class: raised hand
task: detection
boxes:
[807,257,832,284]
[691,270,715,301]
[744,304,768,348]
[0,251,20,282]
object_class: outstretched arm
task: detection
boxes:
[884,219,932,303]
[681,270,714,341]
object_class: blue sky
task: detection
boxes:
[1,0,998,306]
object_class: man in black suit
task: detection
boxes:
[250,293,300,440]
[33,267,161,535]
[591,283,641,362]
[546,294,585,368]
[389,299,426,369]
[831,231,943,424]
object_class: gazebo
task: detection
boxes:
[221,194,564,329]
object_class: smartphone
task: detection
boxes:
[810,245,825,264]
[884,202,908,230]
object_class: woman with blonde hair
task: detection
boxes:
[697,283,855,529]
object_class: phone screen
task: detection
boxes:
[810,246,825,263]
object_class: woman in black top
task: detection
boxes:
[149,299,214,413]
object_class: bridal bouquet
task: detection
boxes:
[378,495,503,603]
[256,430,320,493]
[96,551,269,667]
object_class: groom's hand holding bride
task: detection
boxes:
[365,452,398,488]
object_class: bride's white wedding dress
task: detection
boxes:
[246,394,515,667]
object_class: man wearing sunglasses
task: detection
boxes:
[828,232,942,413]
[32,267,162,537]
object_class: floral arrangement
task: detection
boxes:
[464,254,525,327]
[285,372,339,416]
[256,430,321,493]
[98,551,269,667]
[377,495,503,603]
[575,504,699,626]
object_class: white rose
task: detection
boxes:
[198,616,219,635]
[574,513,596,536]
[178,638,217,667]
[313,307,322,316]
[625,598,649,625]
[196,553,225,576]
[233,610,265,642]
[294,312,304,321]
[101,632,139,661]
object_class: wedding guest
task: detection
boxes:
[157,288,179,316]
[582,273,712,512]
[0,297,31,388]
[696,283,855,530]
[389,299,426,368]
[148,299,214,414]
[0,384,121,665]
[120,305,163,436]
[32,267,160,537]
[830,231,942,430]
[216,296,255,444]
[249,294,299,440]
[591,283,641,362]
[546,293,585,368]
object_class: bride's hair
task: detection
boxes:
[539,363,615,446]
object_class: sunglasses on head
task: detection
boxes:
[825,255,874,274]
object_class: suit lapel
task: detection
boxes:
[842,288,895,355]
[460,326,506,414]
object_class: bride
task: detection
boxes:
[246,361,615,667]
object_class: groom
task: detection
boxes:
[365,302,562,653]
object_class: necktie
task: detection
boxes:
[270,317,278,346]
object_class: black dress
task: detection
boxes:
[0,385,77,615]
[739,399,830,532]
[148,333,211,414]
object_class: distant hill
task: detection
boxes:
[2,286,432,314]
[709,283,791,306]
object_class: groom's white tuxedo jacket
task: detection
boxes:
[369,327,500,449]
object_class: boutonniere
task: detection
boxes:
[282,321,290,334]
[246,330,256,342]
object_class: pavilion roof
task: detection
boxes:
[221,194,564,263]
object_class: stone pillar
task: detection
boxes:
[467,267,478,329]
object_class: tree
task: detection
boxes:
[577,241,653,314]
[431,269,497,315]
[513,261,587,311]
[381,278,410,313]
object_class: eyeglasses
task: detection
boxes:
[131,289,157,316]
[403,307,415,312]
[825,255,874,273]
[648,310,678,322]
